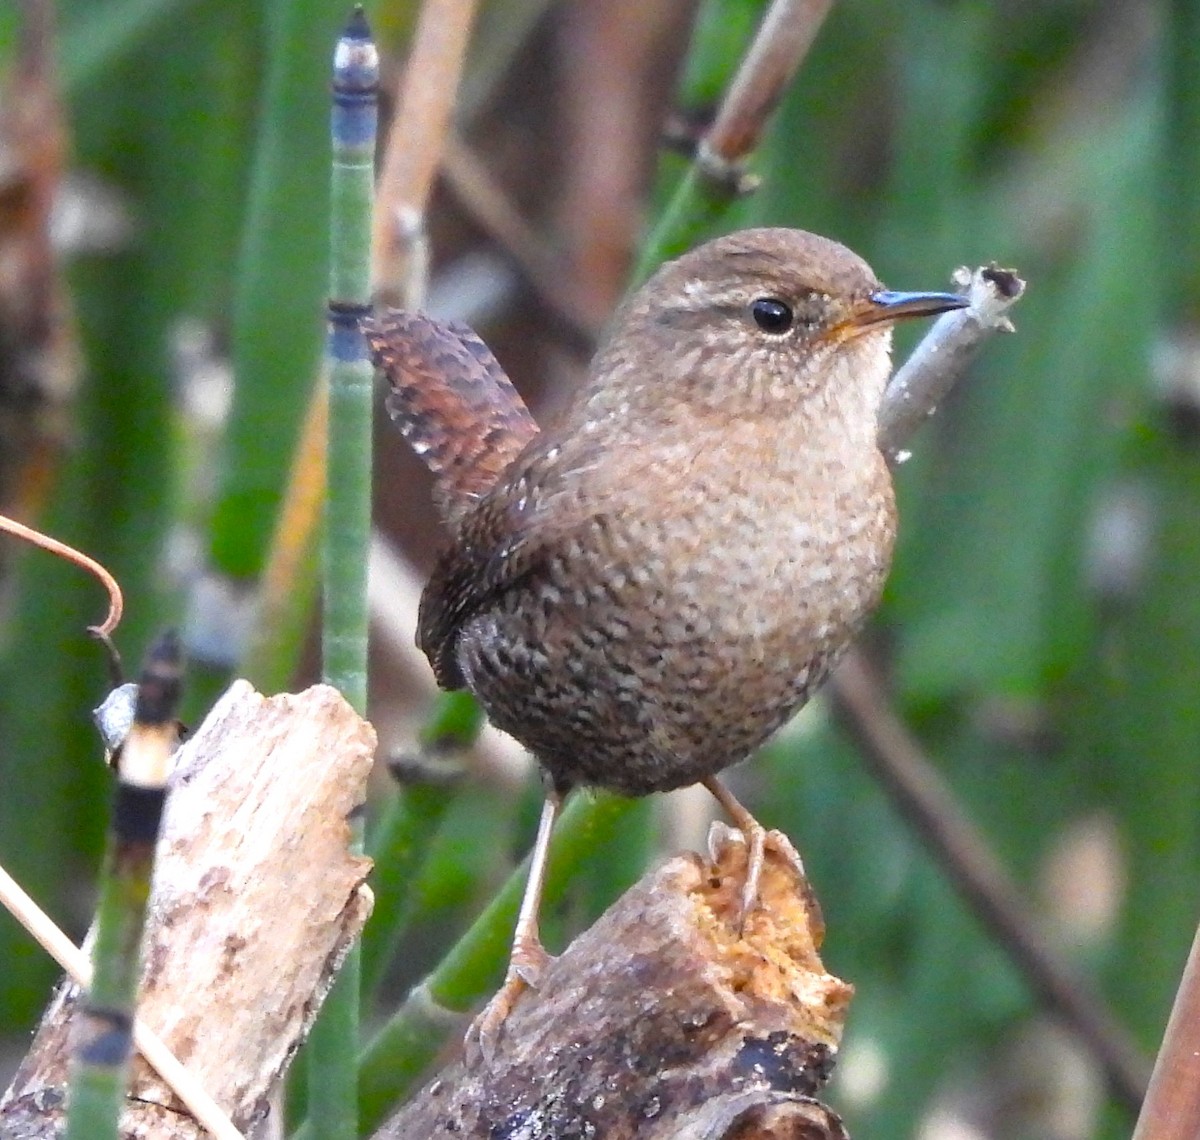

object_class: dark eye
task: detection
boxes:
[750,297,794,334]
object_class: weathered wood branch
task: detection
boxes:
[377,831,851,1140]
[0,681,376,1139]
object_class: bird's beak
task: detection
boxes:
[848,289,969,330]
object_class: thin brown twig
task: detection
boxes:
[0,513,123,639]
[371,0,481,305]
[440,133,598,355]
[1130,923,1200,1140]
[698,0,834,190]
[0,861,244,1140]
[831,649,1149,1112]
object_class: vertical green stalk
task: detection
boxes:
[361,693,481,998]
[307,10,377,1139]
[354,791,635,1135]
[634,164,738,285]
[322,1,377,713]
[210,0,340,585]
[633,0,828,283]
[66,633,182,1140]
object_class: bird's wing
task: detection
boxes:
[365,308,540,525]
[416,433,607,689]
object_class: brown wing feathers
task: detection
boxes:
[364,308,540,524]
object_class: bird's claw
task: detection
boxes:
[463,939,552,1066]
[706,819,805,934]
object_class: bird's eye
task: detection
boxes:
[750,297,794,335]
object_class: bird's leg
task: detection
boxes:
[465,787,563,1063]
[702,775,803,930]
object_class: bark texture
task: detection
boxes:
[378,828,851,1140]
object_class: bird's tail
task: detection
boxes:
[365,309,540,524]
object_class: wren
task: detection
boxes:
[367,227,966,1054]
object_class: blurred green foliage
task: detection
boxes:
[0,1,1196,1137]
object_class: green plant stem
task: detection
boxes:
[362,693,480,996]
[362,782,457,998]
[634,0,832,284]
[421,690,486,746]
[66,634,181,1140]
[325,7,377,686]
[354,792,634,1135]
[307,10,377,1140]
[65,851,152,1140]
[633,165,735,285]
[210,0,338,583]
[633,0,758,287]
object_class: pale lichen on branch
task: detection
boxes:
[879,264,1026,460]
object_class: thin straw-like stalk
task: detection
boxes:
[307,11,377,1140]
[1131,923,1200,1140]
[370,0,480,303]
[65,633,182,1140]
[633,0,834,283]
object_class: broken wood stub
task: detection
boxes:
[379,830,852,1140]
[1,681,376,1139]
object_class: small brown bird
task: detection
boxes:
[367,227,965,1052]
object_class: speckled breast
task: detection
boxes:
[456,447,896,797]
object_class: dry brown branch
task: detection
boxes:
[376,831,850,1139]
[440,133,599,354]
[878,264,1025,460]
[699,0,834,190]
[372,0,480,304]
[831,650,1148,1112]
[0,682,376,1139]
[1131,923,1200,1140]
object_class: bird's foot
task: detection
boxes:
[703,777,805,935]
[707,820,806,933]
[464,936,552,1066]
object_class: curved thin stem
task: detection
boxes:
[0,513,124,639]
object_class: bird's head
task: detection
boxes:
[582,228,966,444]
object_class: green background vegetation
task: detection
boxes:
[0,1,1194,1137]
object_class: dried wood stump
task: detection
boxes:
[1,681,376,1139]
[379,827,852,1140]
